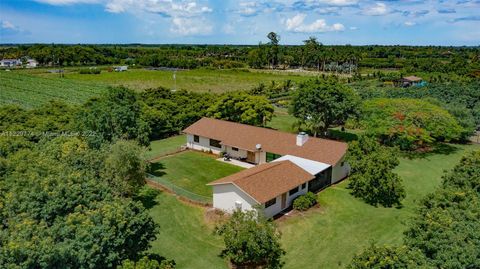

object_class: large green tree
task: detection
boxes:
[359,98,463,150]
[76,87,150,148]
[290,79,360,137]
[207,92,274,126]
[215,210,285,269]
[346,135,405,207]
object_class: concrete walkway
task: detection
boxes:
[216,158,255,169]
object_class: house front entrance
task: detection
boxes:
[281,193,287,209]
[247,151,256,163]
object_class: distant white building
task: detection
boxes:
[0,59,22,67]
[114,66,128,72]
[26,59,38,68]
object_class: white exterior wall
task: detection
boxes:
[263,183,308,218]
[212,184,257,213]
[225,146,247,159]
[256,151,266,164]
[186,134,223,154]
[331,156,350,183]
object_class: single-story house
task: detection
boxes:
[397,75,425,87]
[26,59,38,68]
[0,59,22,67]
[183,118,349,218]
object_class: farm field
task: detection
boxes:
[149,151,244,197]
[0,71,108,108]
[145,142,479,269]
[34,68,314,92]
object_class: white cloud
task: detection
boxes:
[362,2,389,16]
[171,17,212,35]
[35,0,100,5]
[104,0,211,16]
[2,20,16,29]
[285,13,344,33]
[319,0,358,6]
[404,21,416,26]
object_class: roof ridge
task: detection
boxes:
[232,161,286,183]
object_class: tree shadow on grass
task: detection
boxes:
[135,186,161,210]
[402,143,460,160]
[328,129,359,142]
[149,161,167,177]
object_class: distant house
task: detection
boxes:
[397,75,425,87]
[26,59,38,68]
[114,66,128,72]
[0,59,22,68]
[183,118,349,218]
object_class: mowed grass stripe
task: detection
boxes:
[0,72,109,107]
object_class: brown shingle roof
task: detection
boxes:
[403,75,423,82]
[207,160,314,203]
[183,118,347,165]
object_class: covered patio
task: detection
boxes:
[216,157,255,169]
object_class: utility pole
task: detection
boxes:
[173,70,177,92]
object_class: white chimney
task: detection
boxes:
[296,132,309,146]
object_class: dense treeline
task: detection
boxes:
[1,42,478,75]
[349,150,480,269]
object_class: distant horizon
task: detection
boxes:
[1,0,479,46]
[1,43,479,47]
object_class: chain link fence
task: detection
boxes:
[146,173,212,206]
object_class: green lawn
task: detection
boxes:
[267,107,297,133]
[149,151,244,197]
[279,143,480,269]
[146,135,186,160]
[146,190,227,269]
[38,68,313,93]
[146,143,479,269]
[0,71,108,108]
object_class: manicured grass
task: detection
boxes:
[267,107,297,133]
[0,71,108,108]
[146,190,227,269]
[38,68,313,92]
[146,143,479,269]
[279,143,480,269]
[149,151,244,197]
[146,135,186,159]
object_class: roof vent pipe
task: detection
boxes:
[296,132,309,146]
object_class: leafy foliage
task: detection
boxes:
[347,135,405,207]
[207,92,274,126]
[290,79,360,137]
[119,256,176,269]
[102,140,148,197]
[348,244,431,269]
[215,210,285,269]
[76,87,150,148]
[0,137,158,268]
[359,98,462,150]
[292,192,317,211]
[404,150,480,269]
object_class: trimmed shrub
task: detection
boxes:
[293,192,317,211]
[79,68,101,74]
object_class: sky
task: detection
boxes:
[0,0,479,45]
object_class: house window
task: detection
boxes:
[193,135,199,143]
[289,186,299,196]
[209,139,221,148]
[232,147,239,151]
[265,198,276,208]
[266,152,282,162]
[301,183,306,189]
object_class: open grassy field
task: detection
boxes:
[149,151,244,197]
[267,107,297,133]
[146,143,479,269]
[146,135,186,160]
[35,68,314,92]
[0,71,109,108]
